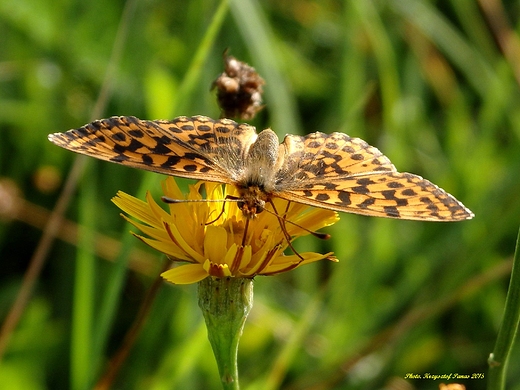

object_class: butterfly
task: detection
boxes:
[48,115,473,222]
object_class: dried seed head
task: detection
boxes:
[212,50,265,120]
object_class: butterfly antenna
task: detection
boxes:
[161,195,241,225]
[161,196,241,204]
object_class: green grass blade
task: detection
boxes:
[230,0,300,135]
[487,225,520,390]
[71,165,97,390]
[389,0,495,97]
[352,0,400,131]
[173,0,229,117]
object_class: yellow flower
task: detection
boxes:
[112,177,339,284]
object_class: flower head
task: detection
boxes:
[112,177,339,284]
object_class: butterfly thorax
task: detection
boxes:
[236,128,282,218]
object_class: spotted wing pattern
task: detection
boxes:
[48,116,258,183]
[275,132,473,221]
[49,116,473,222]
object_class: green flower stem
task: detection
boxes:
[198,277,253,390]
[487,225,520,390]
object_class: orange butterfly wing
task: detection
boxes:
[274,132,473,221]
[48,116,258,184]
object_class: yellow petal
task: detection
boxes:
[122,214,171,243]
[222,243,239,272]
[146,191,173,224]
[264,252,336,275]
[204,225,229,264]
[161,264,208,284]
[112,191,163,229]
[162,176,186,200]
[136,234,193,262]
[163,221,205,263]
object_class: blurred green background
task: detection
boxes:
[1,0,519,389]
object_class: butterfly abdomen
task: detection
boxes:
[238,128,280,192]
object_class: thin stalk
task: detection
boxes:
[487,226,520,390]
[71,164,97,390]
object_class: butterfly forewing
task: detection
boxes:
[275,132,473,221]
[48,116,258,183]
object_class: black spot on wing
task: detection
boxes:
[387,181,404,189]
[161,155,183,168]
[401,188,417,196]
[128,129,144,137]
[383,206,400,217]
[307,141,321,148]
[357,178,376,186]
[337,191,351,205]
[75,127,91,137]
[422,197,440,213]
[169,126,183,133]
[113,138,143,154]
[382,190,397,200]
[315,193,330,201]
[110,154,130,163]
[142,154,153,165]
[110,131,126,142]
[151,138,173,154]
[216,126,231,133]
[357,198,376,208]
[323,182,338,190]
[352,186,370,195]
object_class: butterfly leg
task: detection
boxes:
[205,195,236,225]
[268,200,305,261]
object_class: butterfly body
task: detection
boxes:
[48,115,473,221]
